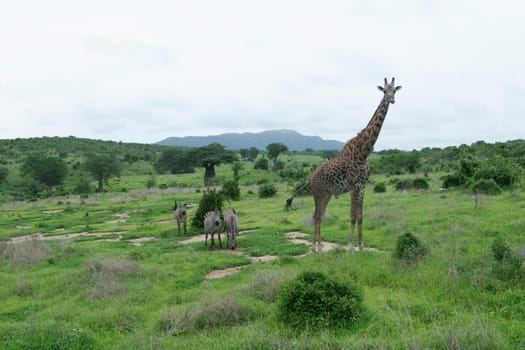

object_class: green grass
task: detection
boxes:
[1,172,524,349]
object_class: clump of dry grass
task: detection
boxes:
[85,257,140,299]
[0,239,52,267]
[246,270,294,303]
[159,295,257,336]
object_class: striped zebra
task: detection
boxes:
[174,202,188,235]
[204,208,222,249]
[224,209,238,250]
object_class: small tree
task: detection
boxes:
[254,157,269,170]
[231,161,244,178]
[191,189,224,228]
[259,183,277,198]
[266,143,288,171]
[21,154,67,189]
[221,178,241,201]
[189,143,238,186]
[154,147,194,174]
[85,154,121,193]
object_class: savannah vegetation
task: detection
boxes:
[0,136,524,349]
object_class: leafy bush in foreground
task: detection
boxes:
[277,271,363,329]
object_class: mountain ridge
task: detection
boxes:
[157,129,345,151]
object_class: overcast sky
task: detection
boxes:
[1,1,524,150]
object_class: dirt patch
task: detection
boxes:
[205,266,243,279]
[105,213,130,224]
[129,237,156,246]
[9,231,128,244]
[42,209,63,214]
[179,234,207,245]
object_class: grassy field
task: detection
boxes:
[1,167,524,349]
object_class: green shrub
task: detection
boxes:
[395,179,412,191]
[74,178,92,194]
[258,183,277,198]
[471,179,502,195]
[394,232,428,263]
[412,177,429,190]
[221,178,241,200]
[373,182,386,193]
[277,271,363,329]
[442,173,465,188]
[254,157,269,170]
[492,237,511,262]
[191,189,224,227]
[491,237,523,282]
[160,296,257,335]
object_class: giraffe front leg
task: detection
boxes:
[349,211,356,252]
[312,217,322,253]
[357,211,364,251]
[350,188,365,252]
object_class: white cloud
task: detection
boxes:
[0,0,524,149]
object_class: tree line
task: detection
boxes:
[0,137,524,201]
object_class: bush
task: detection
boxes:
[277,271,363,329]
[412,177,429,190]
[394,232,428,263]
[258,183,277,198]
[373,182,386,193]
[246,270,293,303]
[160,296,257,336]
[0,239,52,267]
[85,257,140,299]
[74,178,92,195]
[254,157,269,170]
[191,189,224,228]
[492,237,511,262]
[491,237,523,282]
[395,179,412,191]
[221,178,241,201]
[442,173,465,188]
[471,179,502,195]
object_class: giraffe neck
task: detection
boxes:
[344,96,390,159]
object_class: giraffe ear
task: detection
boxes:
[377,86,384,91]
[395,86,402,91]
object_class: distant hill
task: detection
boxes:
[156,129,345,151]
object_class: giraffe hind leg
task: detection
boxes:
[312,192,330,253]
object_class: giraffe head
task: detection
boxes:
[377,77,402,104]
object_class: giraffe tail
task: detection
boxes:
[285,196,295,211]
[285,180,310,211]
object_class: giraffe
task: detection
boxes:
[309,77,402,253]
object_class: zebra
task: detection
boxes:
[224,209,238,250]
[174,202,188,235]
[204,208,222,249]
